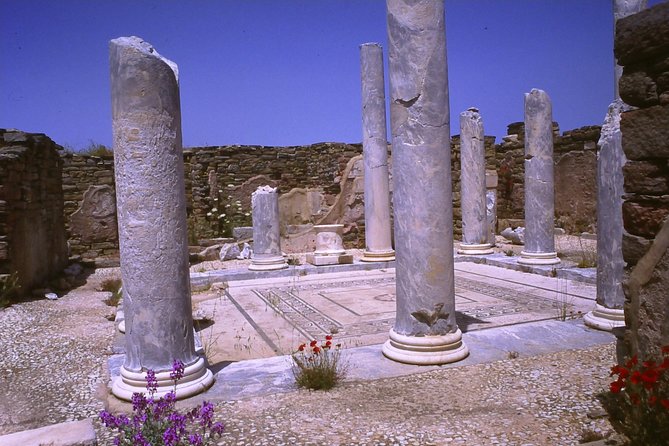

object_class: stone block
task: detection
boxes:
[623,231,651,266]
[619,69,658,107]
[621,105,669,160]
[622,200,669,238]
[623,160,669,194]
[615,2,669,66]
[306,253,353,266]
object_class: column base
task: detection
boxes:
[248,255,289,271]
[382,328,469,365]
[111,356,214,401]
[360,249,395,262]
[457,243,494,255]
[518,251,560,265]
[584,304,625,331]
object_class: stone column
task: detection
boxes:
[249,186,288,271]
[613,0,647,99]
[360,43,395,263]
[109,36,213,401]
[458,107,493,255]
[585,100,627,331]
[382,0,468,365]
[518,89,560,266]
[486,170,498,246]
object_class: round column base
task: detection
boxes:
[584,304,625,331]
[361,249,396,262]
[248,255,289,271]
[112,356,214,401]
[457,243,494,255]
[518,251,561,265]
[382,328,469,365]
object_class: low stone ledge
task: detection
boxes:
[0,419,96,446]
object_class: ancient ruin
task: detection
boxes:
[108,36,213,400]
[382,0,468,365]
[249,186,288,271]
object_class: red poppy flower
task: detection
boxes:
[298,343,306,351]
[310,340,318,347]
[325,341,332,348]
[661,345,669,354]
[626,355,639,368]
[630,393,640,405]
[610,380,624,393]
[648,395,657,406]
[630,371,642,385]
[660,399,669,410]
[325,335,333,341]
[313,346,321,354]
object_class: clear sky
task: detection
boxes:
[0,0,662,150]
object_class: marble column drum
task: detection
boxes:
[109,36,213,401]
[613,0,647,99]
[458,108,493,255]
[382,0,468,365]
[585,100,626,331]
[249,186,288,271]
[518,89,560,266]
[360,43,395,262]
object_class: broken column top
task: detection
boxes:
[109,36,179,81]
[360,42,382,49]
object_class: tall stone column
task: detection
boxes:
[585,100,627,330]
[109,36,213,401]
[360,42,395,263]
[382,0,468,365]
[613,0,647,99]
[518,89,560,266]
[249,186,288,271]
[458,107,493,255]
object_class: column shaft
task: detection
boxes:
[109,36,212,400]
[249,186,288,271]
[458,108,493,255]
[519,89,560,265]
[360,42,395,262]
[382,0,468,365]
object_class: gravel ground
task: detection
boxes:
[1,234,615,445]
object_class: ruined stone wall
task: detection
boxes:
[495,123,600,233]
[0,130,68,292]
[616,2,669,360]
[60,153,117,261]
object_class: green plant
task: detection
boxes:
[100,360,224,445]
[598,346,669,445]
[578,429,604,443]
[504,249,515,257]
[0,272,20,307]
[100,278,122,306]
[576,237,597,268]
[554,278,574,321]
[292,335,347,390]
[79,140,113,157]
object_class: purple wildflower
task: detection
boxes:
[212,421,225,435]
[145,369,158,395]
[188,433,203,445]
[162,426,180,446]
[170,359,185,382]
[199,401,214,427]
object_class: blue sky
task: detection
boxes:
[1,0,661,150]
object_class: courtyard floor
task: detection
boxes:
[0,238,625,445]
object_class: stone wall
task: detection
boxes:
[495,122,600,233]
[0,130,68,293]
[616,2,669,360]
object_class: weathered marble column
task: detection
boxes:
[486,170,498,246]
[585,100,627,330]
[109,36,213,401]
[360,42,395,263]
[382,0,468,365]
[458,107,493,255]
[613,0,647,99]
[518,89,560,266]
[249,186,288,271]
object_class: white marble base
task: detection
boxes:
[382,328,469,365]
[248,255,288,271]
[112,357,214,401]
[306,253,354,266]
[518,251,560,265]
[584,304,625,331]
[457,243,494,255]
[360,249,395,262]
